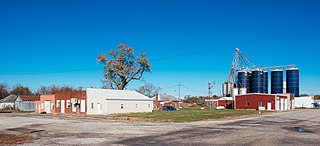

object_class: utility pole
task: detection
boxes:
[178,81,181,109]
[208,81,215,112]
[208,81,212,112]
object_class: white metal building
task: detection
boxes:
[86,88,154,115]
[294,96,314,108]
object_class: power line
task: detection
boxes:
[1,24,320,76]
[151,24,320,61]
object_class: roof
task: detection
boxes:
[19,95,40,101]
[218,97,234,101]
[153,94,178,101]
[87,88,153,101]
[0,94,18,103]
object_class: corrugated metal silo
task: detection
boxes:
[237,71,249,90]
[286,68,299,97]
[251,69,264,93]
[271,69,283,94]
[263,71,268,93]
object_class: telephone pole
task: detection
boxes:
[208,82,212,111]
[178,81,181,109]
[208,81,215,112]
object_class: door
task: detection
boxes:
[61,100,65,113]
[45,101,50,113]
[97,103,102,114]
[280,98,284,110]
[80,100,85,113]
[267,102,272,110]
[284,99,288,110]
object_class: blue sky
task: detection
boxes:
[0,0,320,97]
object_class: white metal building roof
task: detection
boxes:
[87,88,153,101]
[218,97,234,101]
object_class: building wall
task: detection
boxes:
[294,96,314,108]
[55,91,86,114]
[105,100,153,114]
[218,100,233,109]
[0,103,14,109]
[235,94,276,110]
[86,89,153,115]
[35,95,56,113]
[14,97,35,111]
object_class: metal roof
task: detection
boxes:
[218,97,234,101]
[0,94,18,103]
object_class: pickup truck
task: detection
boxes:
[162,106,177,111]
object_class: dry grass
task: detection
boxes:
[0,134,37,145]
[112,108,271,122]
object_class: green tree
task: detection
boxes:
[97,43,151,90]
[11,85,33,95]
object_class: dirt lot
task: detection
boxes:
[0,109,319,145]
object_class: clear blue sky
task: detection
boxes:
[0,0,320,97]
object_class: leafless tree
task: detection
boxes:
[97,43,151,90]
[0,83,9,99]
[137,82,161,97]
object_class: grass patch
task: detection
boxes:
[114,108,269,122]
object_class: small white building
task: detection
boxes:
[294,96,314,108]
[86,88,154,115]
[0,95,17,110]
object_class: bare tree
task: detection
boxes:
[136,82,161,97]
[36,86,51,95]
[97,43,151,90]
[0,83,9,99]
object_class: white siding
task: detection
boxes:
[86,88,153,115]
[106,100,153,114]
[294,96,314,108]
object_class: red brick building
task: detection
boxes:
[55,91,87,114]
[35,91,87,114]
[235,93,294,110]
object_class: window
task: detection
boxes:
[246,102,250,106]
[258,102,262,107]
[91,103,94,109]
[148,104,150,108]
[57,100,61,108]
[135,104,138,108]
[67,100,71,108]
[121,104,124,109]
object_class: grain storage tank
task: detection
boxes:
[271,69,283,94]
[263,71,268,93]
[286,68,299,97]
[237,70,249,90]
[251,69,264,93]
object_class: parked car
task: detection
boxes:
[313,102,320,107]
[162,106,176,111]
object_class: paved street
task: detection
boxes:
[0,109,319,146]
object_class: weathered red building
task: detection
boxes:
[55,91,87,114]
[217,97,233,109]
[235,93,294,110]
[35,91,87,114]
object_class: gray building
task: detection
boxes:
[0,94,39,111]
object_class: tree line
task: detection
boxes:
[0,83,84,100]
